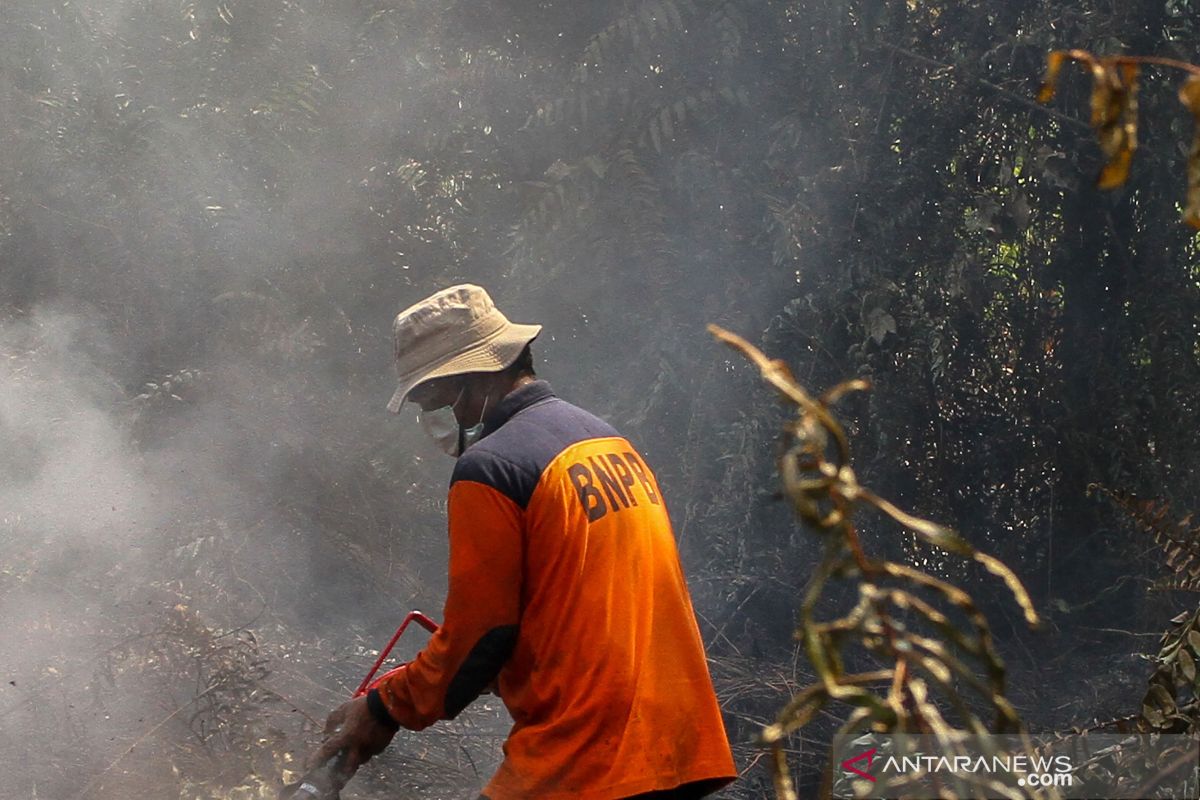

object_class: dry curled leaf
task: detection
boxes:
[1037,50,1069,104]
[1088,60,1139,189]
[1037,51,1139,189]
[1039,50,1200,226]
[1179,75,1200,228]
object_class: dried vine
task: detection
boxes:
[709,325,1042,800]
[1037,50,1200,227]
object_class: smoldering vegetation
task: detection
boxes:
[2,0,1198,798]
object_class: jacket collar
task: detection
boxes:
[481,379,556,437]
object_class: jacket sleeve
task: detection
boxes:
[375,478,523,730]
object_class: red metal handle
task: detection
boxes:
[353,610,439,698]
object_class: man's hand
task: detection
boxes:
[308,695,397,773]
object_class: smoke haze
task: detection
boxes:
[2,1,1171,798]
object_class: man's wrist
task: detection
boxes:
[366,688,401,731]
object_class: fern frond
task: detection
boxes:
[1092,484,1200,591]
[709,1,748,60]
[1151,575,1200,593]
[636,86,749,153]
[521,85,637,132]
[250,64,332,139]
[573,0,697,82]
[608,148,667,233]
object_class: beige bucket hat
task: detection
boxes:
[386,284,542,413]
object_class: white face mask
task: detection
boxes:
[419,403,462,456]
[417,385,489,457]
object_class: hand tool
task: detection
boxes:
[279,611,440,800]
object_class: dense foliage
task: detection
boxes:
[3,0,1200,797]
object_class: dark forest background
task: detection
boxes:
[2,1,1198,797]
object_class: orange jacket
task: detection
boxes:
[375,381,735,799]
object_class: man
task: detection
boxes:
[314,284,736,799]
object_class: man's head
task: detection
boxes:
[406,343,534,414]
[387,285,540,453]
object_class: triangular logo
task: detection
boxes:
[841,747,877,782]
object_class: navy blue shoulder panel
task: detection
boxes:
[451,395,621,509]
